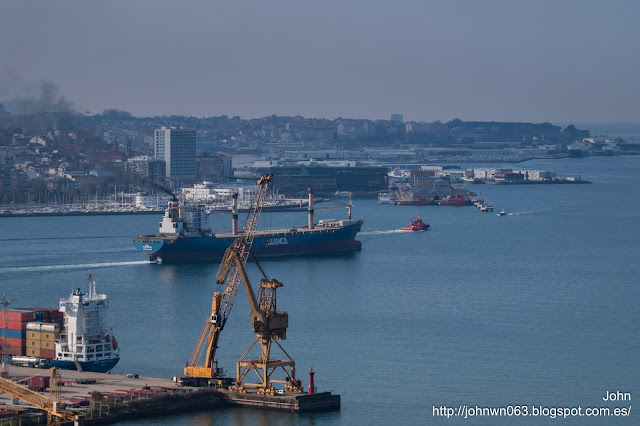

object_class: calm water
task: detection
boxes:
[1,156,638,425]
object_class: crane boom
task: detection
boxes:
[185,174,273,380]
[184,172,302,394]
[0,368,76,423]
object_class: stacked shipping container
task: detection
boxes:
[26,322,60,358]
[0,309,34,356]
[22,307,63,326]
[0,308,62,358]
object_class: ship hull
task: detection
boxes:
[48,357,119,373]
[133,221,363,263]
[395,200,435,206]
[437,199,472,206]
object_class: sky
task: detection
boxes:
[1,0,638,123]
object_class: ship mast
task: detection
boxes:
[87,274,96,300]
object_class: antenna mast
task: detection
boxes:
[1,294,10,371]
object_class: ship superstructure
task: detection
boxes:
[158,200,210,237]
[51,275,119,373]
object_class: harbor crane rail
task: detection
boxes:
[0,367,77,425]
[184,173,303,395]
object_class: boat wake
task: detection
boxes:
[360,229,407,236]
[504,209,550,216]
[0,260,149,273]
[495,206,560,216]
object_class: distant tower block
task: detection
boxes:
[308,367,316,394]
[154,126,197,187]
[391,114,403,123]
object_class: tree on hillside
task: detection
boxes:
[562,124,590,141]
[101,109,133,119]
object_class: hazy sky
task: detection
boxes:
[1,0,638,123]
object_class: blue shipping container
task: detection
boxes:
[5,329,27,339]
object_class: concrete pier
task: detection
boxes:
[0,366,217,423]
[0,366,339,423]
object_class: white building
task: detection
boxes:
[135,193,168,208]
[515,169,556,181]
[181,182,258,204]
[154,126,196,186]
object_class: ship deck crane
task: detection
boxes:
[312,190,354,219]
[0,367,77,425]
[184,173,303,395]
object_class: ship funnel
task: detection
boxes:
[232,193,239,235]
[307,189,314,229]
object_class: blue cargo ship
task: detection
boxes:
[132,194,363,264]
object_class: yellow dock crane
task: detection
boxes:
[0,367,77,425]
[184,173,303,395]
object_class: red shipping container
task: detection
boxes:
[46,310,60,323]
[5,310,35,322]
[40,349,55,359]
[0,319,28,330]
[1,337,26,347]
[4,345,26,356]
[28,376,50,389]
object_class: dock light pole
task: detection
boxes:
[308,367,315,395]
[1,294,9,372]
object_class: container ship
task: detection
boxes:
[2,276,120,373]
[132,191,364,264]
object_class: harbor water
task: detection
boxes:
[0,155,638,425]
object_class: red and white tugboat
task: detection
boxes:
[401,215,430,231]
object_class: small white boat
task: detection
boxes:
[497,209,507,216]
[378,192,394,204]
[480,204,493,212]
[334,191,352,198]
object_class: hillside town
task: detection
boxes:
[0,103,634,210]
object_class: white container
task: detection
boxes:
[40,323,58,333]
[26,322,42,331]
[26,322,58,332]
